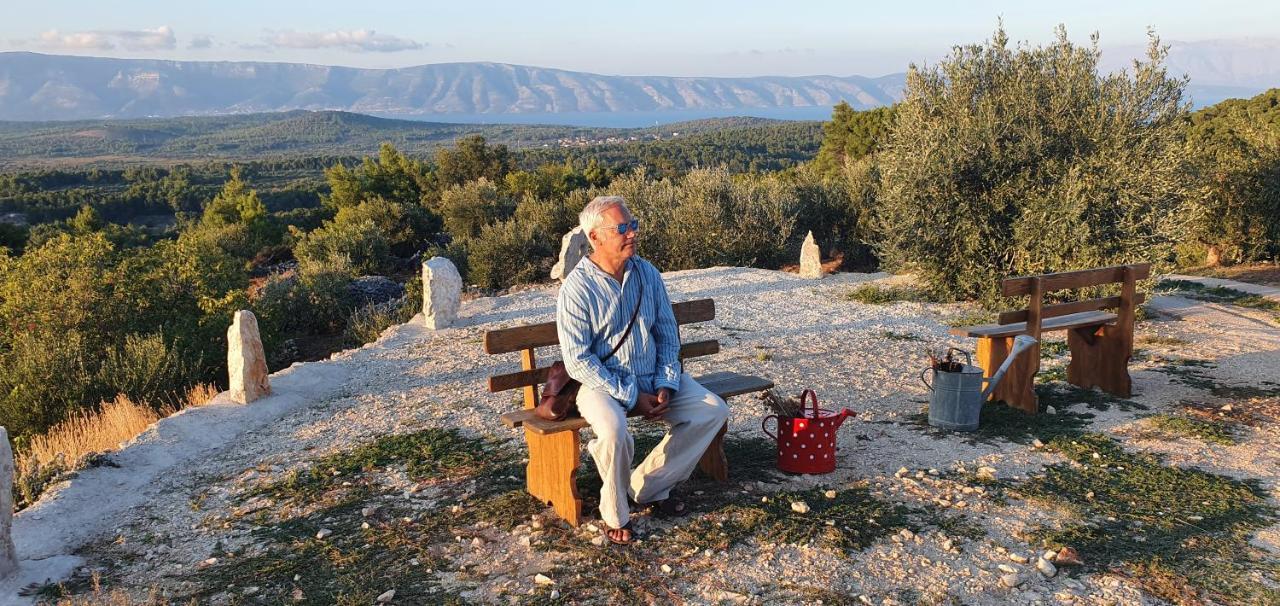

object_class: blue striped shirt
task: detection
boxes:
[556,255,682,411]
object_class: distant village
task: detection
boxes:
[551,131,679,148]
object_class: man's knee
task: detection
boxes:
[591,415,632,446]
[698,394,730,427]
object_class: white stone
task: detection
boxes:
[376,589,396,602]
[534,573,555,585]
[799,231,822,279]
[0,428,17,579]
[550,227,591,281]
[227,310,270,404]
[791,501,810,513]
[422,257,462,329]
[1001,573,1022,588]
[1036,557,1058,578]
[315,528,332,539]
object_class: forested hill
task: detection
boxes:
[0,52,904,121]
[0,110,822,168]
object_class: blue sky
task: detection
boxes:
[2,1,1277,76]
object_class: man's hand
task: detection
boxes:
[634,390,671,420]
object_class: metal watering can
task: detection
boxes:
[920,335,1038,431]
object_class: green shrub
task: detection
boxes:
[874,26,1189,303]
[613,167,798,271]
[439,177,513,240]
[97,332,197,412]
[464,219,555,289]
[0,331,101,439]
[343,296,417,347]
[294,217,391,275]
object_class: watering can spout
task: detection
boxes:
[980,335,1039,400]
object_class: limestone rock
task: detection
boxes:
[0,427,16,578]
[227,310,270,404]
[550,227,591,281]
[799,231,823,279]
[422,257,462,329]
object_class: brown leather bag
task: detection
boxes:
[536,277,644,421]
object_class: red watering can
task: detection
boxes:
[761,390,856,474]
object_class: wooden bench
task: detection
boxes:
[950,263,1150,413]
[482,298,773,526]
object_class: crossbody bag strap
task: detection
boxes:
[601,270,643,363]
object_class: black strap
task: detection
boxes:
[601,271,643,363]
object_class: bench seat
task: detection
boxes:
[949,310,1117,339]
[500,371,774,435]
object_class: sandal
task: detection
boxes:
[603,521,636,545]
[642,498,688,518]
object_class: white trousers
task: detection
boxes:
[576,373,730,529]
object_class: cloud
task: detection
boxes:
[188,35,214,50]
[33,26,176,51]
[265,29,424,52]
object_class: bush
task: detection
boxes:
[439,178,513,240]
[97,332,197,412]
[464,219,556,289]
[873,26,1190,302]
[343,296,418,347]
[613,167,798,271]
[294,217,392,275]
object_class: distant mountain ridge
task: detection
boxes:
[0,52,905,122]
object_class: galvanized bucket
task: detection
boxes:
[921,336,1038,432]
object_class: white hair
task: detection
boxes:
[579,195,630,237]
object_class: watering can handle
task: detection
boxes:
[920,368,933,391]
[945,347,973,367]
[761,415,778,441]
[800,389,819,417]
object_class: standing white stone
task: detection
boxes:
[227,310,270,404]
[0,427,18,579]
[799,230,823,279]
[550,227,591,281]
[423,257,462,329]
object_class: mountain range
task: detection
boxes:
[0,52,905,122]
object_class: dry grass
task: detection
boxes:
[14,384,222,510]
[182,382,220,407]
[19,395,172,473]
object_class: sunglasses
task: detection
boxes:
[604,219,640,235]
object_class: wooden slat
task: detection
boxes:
[484,299,716,354]
[949,310,1118,339]
[678,339,719,360]
[1002,263,1151,297]
[488,340,722,392]
[501,372,774,434]
[997,293,1146,325]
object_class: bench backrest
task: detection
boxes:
[483,298,719,408]
[996,263,1150,327]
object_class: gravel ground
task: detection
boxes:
[22,267,1280,605]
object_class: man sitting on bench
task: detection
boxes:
[558,195,730,546]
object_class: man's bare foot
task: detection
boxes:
[604,521,635,545]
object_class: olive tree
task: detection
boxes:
[874,25,1190,301]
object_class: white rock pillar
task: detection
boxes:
[550,226,591,281]
[799,230,823,279]
[0,426,17,579]
[423,257,462,330]
[227,310,270,404]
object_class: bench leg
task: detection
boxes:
[1067,325,1133,398]
[524,428,583,527]
[696,421,729,482]
[977,336,1039,414]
